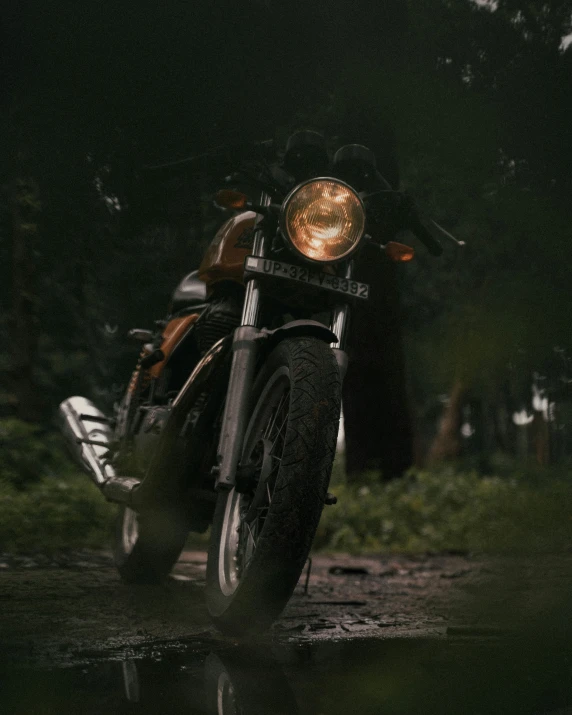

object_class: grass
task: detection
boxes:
[2,417,572,554]
[0,419,115,552]
[0,473,116,552]
[3,462,572,554]
[315,459,572,554]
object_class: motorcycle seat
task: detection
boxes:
[170,270,208,314]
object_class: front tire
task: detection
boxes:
[206,336,341,634]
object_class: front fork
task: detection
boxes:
[214,194,351,490]
[329,262,353,382]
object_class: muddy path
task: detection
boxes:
[2,549,571,667]
[0,550,480,665]
[3,551,572,713]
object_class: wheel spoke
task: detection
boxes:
[242,518,260,571]
[264,391,288,440]
[272,412,289,448]
[246,520,255,542]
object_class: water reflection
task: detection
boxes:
[2,632,572,714]
[203,649,298,715]
[119,646,298,714]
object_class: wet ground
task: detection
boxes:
[2,550,572,713]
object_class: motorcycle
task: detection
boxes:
[58,130,444,635]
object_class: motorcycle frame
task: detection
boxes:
[214,191,351,490]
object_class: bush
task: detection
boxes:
[0,473,116,553]
[0,419,113,551]
[0,418,72,490]
[315,466,572,554]
[0,419,115,551]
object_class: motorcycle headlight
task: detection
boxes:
[280,178,366,263]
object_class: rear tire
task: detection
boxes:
[206,336,341,634]
[114,506,188,584]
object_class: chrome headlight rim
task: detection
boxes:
[279,177,366,265]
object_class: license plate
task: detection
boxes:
[244,256,370,300]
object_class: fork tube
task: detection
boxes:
[330,261,353,382]
[241,225,267,326]
[215,193,271,490]
[331,304,351,348]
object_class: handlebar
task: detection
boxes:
[406,212,444,257]
[362,190,444,257]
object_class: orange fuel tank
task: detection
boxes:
[127,313,200,391]
[198,211,256,290]
[149,314,199,379]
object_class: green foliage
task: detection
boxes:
[316,467,572,554]
[0,471,116,552]
[0,419,73,490]
[3,443,571,555]
[0,420,115,551]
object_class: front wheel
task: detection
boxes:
[206,336,341,635]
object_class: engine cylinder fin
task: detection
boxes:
[195,299,241,355]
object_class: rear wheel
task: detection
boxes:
[114,505,188,584]
[206,336,341,634]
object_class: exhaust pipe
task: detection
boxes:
[58,396,116,485]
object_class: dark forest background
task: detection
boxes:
[2,0,572,478]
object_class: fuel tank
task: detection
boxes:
[149,314,199,379]
[124,313,200,397]
[198,211,256,290]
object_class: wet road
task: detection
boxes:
[2,550,572,713]
[0,550,484,665]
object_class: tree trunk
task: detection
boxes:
[531,411,550,466]
[10,175,43,421]
[343,244,413,482]
[426,379,465,465]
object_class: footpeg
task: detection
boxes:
[128,328,154,342]
[102,477,141,505]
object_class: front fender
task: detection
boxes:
[263,319,349,382]
[263,319,338,348]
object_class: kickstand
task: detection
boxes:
[303,556,312,595]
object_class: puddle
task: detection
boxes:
[1,633,571,714]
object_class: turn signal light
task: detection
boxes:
[385,242,415,262]
[215,190,248,210]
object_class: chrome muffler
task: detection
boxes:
[58,396,116,486]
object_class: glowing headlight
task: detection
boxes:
[281,178,366,263]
